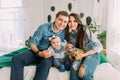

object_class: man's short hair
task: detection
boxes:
[56,11,69,18]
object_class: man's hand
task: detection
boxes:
[38,50,52,58]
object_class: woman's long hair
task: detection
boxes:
[65,13,88,49]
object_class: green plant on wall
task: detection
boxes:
[68,3,72,12]
[47,6,55,22]
[80,13,84,19]
[86,16,92,26]
[51,6,55,12]
[86,16,97,33]
[80,13,94,30]
[47,14,51,22]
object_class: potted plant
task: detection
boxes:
[97,31,106,49]
[97,31,107,55]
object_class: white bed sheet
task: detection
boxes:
[94,63,120,80]
[0,63,120,80]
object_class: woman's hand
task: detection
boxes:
[38,50,52,58]
[81,53,86,59]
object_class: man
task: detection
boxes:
[10,11,69,80]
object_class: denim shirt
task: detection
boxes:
[69,28,103,53]
[85,28,103,53]
[29,23,65,50]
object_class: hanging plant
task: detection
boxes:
[47,14,51,22]
[97,0,100,3]
[97,31,106,49]
[80,13,84,19]
[86,16,92,26]
[86,16,97,33]
[51,6,55,12]
[68,3,72,12]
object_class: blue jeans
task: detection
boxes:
[10,50,53,80]
[70,53,100,80]
[53,58,65,72]
[52,57,71,72]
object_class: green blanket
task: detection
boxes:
[0,47,109,68]
[0,47,29,68]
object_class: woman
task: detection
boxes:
[65,13,103,80]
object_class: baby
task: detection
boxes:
[48,35,72,72]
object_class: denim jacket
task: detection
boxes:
[84,28,103,53]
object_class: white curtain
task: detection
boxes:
[107,0,120,67]
[93,0,108,29]
[0,0,25,53]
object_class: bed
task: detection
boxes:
[0,47,120,80]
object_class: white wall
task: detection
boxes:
[22,0,45,39]
[22,0,95,38]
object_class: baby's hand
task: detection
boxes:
[47,50,51,54]
[66,43,74,52]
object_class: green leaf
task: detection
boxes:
[80,13,84,18]
[86,16,92,26]
[51,6,55,12]
[97,31,106,48]
[68,3,72,12]
[47,14,51,22]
